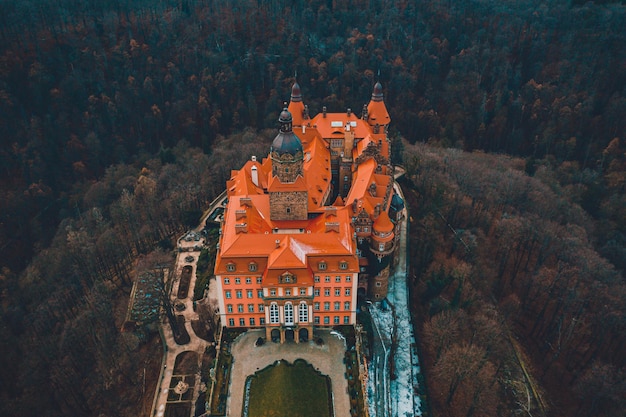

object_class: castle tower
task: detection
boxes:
[366,82,391,132]
[288,82,309,127]
[269,109,308,220]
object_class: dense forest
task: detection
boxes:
[0,0,624,416]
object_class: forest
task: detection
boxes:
[0,0,624,416]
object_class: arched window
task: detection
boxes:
[270,303,279,324]
[284,303,294,326]
[299,303,308,323]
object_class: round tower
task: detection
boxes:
[271,108,304,183]
[366,82,391,130]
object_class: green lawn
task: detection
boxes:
[246,359,332,417]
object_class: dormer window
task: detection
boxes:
[318,261,327,271]
[279,272,296,284]
[248,262,257,272]
[339,261,348,270]
[226,263,236,272]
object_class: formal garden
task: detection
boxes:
[243,359,332,417]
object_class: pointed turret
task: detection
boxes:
[366,82,391,129]
[288,82,308,127]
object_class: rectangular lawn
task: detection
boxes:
[246,359,332,417]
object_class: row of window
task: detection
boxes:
[226,262,257,272]
[224,275,353,285]
[314,275,352,283]
[225,289,263,299]
[225,301,351,315]
[317,261,349,271]
[269,303,309,324]
[225,287,352,299]
[314,301,351,311]
[314,287,351,297]
[229,317,265,326]
[267,287,308,297]
[227,303,265,313]
[225,260,351,272]
[223,277,262,285]
[226,315,350,327]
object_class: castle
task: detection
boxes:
[213,82,404,343]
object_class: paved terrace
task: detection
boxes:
[226,329,351,417]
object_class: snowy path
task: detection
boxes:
[367,184,423,417]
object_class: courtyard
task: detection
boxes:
[223,329,354,417]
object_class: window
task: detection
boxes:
[344,316,350,324]
[248,262,257,272]
[325,276,331,282]
[247,290,253,298]
[260,317,266,325]
[324,288,330,296]
[314,288,320,296]
[339,261,348,270]
[248,304,254,313]
[300,288,306,296]
[236,290,242,298]
[299,303,308,322]
[224,278,230,285]
[228,318,234,326]
[246,277,252,284]
[334,316,340,324]
[364,227,369,233]
[334,302,340,311]
[344,302,350,310]
[250,318,255,326]
[314,316,320,324]
[318,261,327,270]
[227,304,233,313]
[284,303,294,325]
[335,276,341,282]
[346,276,351,282]
[314,302,320,311]
[258,304,264,312]
[286,207,291,214]
[270,289,276,296]
[257,290,263,298]
[345,288,351,296]
[324,302,330,311]
[237,304,244,313]
[226,263,236,272]
[376,282,382,287]
[239,318,245,326]
[285,289,291,296]
[256,277,262,284]
[314,275,320,283]
[225,291,231,299]
[379,243,385,251]
[324,316,330,324]
[335,288,341,296]
[270,304,279,324]
[235,278,241,284]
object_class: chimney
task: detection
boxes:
[251,165,259,187]
[347,108,351,116]
[275,239,281,248]
[323,106,327,118]
[235,223,248,233]
[325,222,340,233]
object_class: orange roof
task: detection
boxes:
[367,82,391,127]
[311,113,372,140]
[373,210,394,233]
